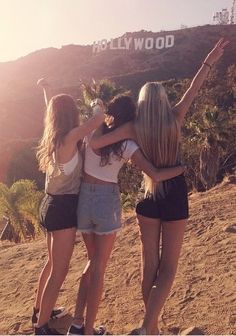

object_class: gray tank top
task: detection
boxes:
[45,151,83,195]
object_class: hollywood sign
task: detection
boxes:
[93,35,175,53]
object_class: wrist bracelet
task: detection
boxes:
[203,62,212,69]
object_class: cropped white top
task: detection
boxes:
[84,138,139,183]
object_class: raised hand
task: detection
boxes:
[37,78,50,88]
[37,78,51,107]
[90,98,105,114]
[204,38,229,67]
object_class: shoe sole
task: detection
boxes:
[50,309,67,320]
[32,309,67,327]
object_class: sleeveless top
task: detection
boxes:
[45,151,83,195]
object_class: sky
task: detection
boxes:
[0,0,233,62]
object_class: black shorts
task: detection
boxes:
[136,174,189,221]
[39,194,79,232]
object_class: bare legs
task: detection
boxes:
[73,232,116,335]
[138,215,187,334]
[36,228,76,327]
[34,234,52,310]
[138,215,161,334]
[73,234,95,326]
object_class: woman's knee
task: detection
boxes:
[143,262,158,279]
[49,264,69,282]
[158,264,177,282]
[142,248,159,271]
[44,258,52,270]
[90,258,107,277]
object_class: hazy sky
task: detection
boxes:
[0,0,233,62]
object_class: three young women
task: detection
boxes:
[35,83,184,335]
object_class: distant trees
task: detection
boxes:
[81,78,129,104]
[6,139,44,189]
[200,136,220,190]
[181,65,236,190]
[0,179,43,242]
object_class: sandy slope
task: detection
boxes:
[0,177,235,335]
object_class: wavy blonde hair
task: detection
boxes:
[36,94,79,172]
[135,82,181,196]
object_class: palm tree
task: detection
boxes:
[81,78,129,104]
[79,79,130,120]
[0,179,43,242]
[200,135,220,190]
[201,108,235,187]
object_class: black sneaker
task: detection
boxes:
[32,307,66,325]
[93,326,106,335]
[129,327,146,335]
[34,323,63,335]
[67,324,106,335]
[67,324,84,335]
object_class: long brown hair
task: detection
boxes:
[100,94,136,166]
[36,94,79,172]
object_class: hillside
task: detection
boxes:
[0,24,235,183]
[0,176,235,335]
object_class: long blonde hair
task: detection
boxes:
[135,82,180,196]
[36,94,79,172]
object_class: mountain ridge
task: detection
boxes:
[0,24,235,183]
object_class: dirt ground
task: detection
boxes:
[0,177,235,335]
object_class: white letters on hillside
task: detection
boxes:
[93,35,175,53]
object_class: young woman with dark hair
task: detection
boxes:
[68,94,185,335]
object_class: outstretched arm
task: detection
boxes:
[90,121,137,149]
[131,149,186,182]
[65,99,105,144]
[37,78,53,107]
[173,38,229,125]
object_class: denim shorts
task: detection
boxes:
[77,182,122,235]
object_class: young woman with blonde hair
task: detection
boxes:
[90,38,228,334]
[33,85,105,335]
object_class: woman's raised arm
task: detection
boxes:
[37,78,53,107]
[65,100,105,144]
[173,38,229,125]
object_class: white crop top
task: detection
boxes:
[84,139,139,183]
